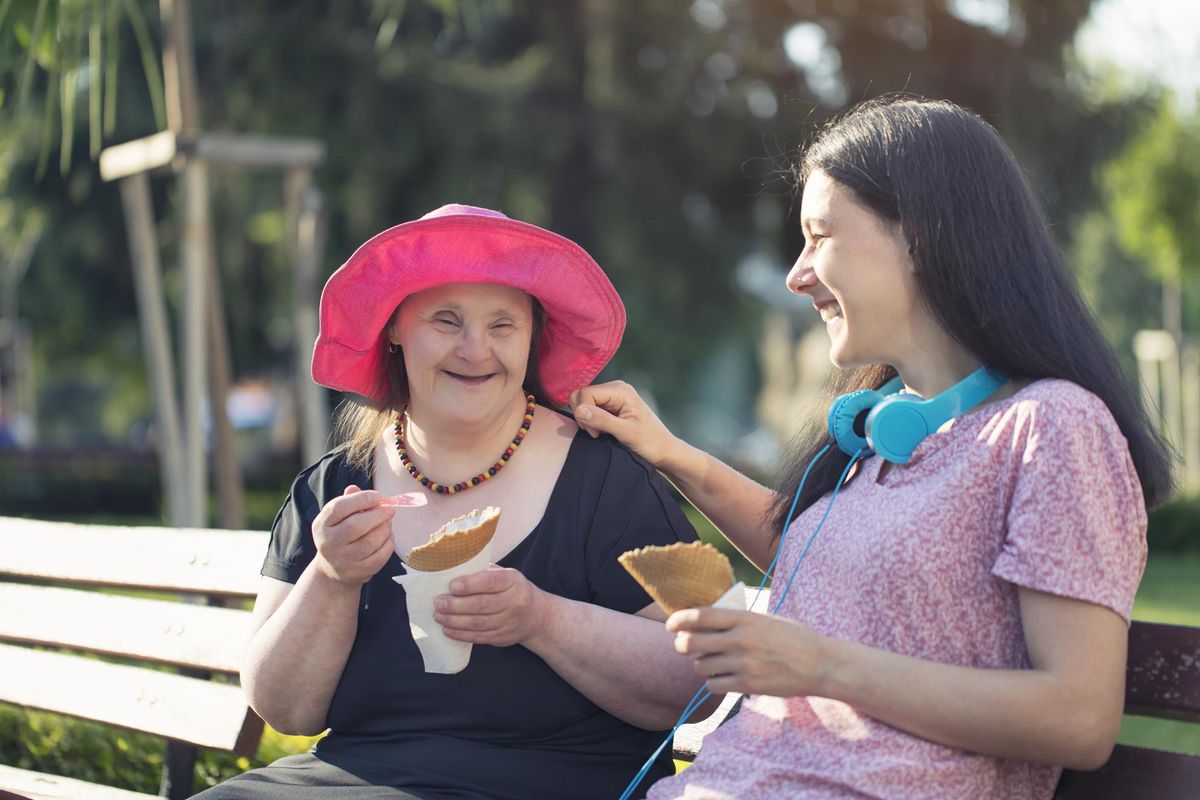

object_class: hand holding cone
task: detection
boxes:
[618,541,735,614]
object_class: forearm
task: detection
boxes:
[241,565,362,735]
[525,596,714,730]
[657,438,781,570]
[821,636,1120,769]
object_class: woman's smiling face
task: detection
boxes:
[388,282,534,424]
[786,170,924,369]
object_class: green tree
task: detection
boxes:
[1103,95,1200,285]
[1,0,1122,451]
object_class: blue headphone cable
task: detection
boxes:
[616,443,863,800]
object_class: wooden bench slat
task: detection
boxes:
[673,692,742,762]
[0,765,156,800]
[1125,622,1200,724]
[1055,745,1200,799]
[0,644,262,756]
[0,584,253,674]
[0,517,267,598]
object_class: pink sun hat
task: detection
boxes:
[311,204,626,406]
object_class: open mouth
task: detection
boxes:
[818,302,843,323]
[445,370,496,385]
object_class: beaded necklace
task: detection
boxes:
[394,393,536,494]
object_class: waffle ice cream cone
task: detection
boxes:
[618,541,735,614]
[405,506,500,572]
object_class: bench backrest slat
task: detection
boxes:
[0,584,253,674]
[0,643,263,756]
[0,764,156,800]
[0,517,267,598]
[1054,745,1200,799]
[1125,622,1200,724]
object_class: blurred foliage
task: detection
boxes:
[1103,95,1200,284]
[0,704,319,794]
[0,0,1145,457]
[1146,492,1200,556]
[0,448,296,523]
[1072,208,1161,382]
[0,706,165,793]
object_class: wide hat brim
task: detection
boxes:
[311,208,626,406]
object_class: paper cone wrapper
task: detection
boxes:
[392,540,493,674]
[711,581,749,611]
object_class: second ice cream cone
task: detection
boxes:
[618,541,735,614]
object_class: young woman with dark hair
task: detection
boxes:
[571,96,1172,799]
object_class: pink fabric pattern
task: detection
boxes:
[648,379,1147,800]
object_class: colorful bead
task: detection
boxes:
[394,393,536,495]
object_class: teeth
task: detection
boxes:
[819,304,843,322]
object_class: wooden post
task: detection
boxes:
[180,159,209,527]
[1164,341,1184,456]
[118,173,187,527]
[1183,342,1200,490]
[284,167,331,465]
[204,221,246,529]
[1134,330,1169,430]
[159,0,200,135]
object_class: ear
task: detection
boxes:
[386,306,404,346]
[895,224,917,274]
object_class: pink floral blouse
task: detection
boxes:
[647,379,1147,800]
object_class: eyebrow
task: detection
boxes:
[427,303,525,318]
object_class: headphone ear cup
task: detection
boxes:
[827,389,882,456]
[864,396,932,464]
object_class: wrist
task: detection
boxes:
[813,632,853,700]
[309,557,370,594]
[521,590,567,653]
[654,434,695,475]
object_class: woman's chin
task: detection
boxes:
[828,348,871,371]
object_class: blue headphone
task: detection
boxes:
[827,366,1008,464]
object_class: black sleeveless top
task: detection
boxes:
[262,432,696,799]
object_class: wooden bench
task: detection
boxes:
[0,516,270,800]
[674,594,1200,799]
[1054,620,1200,798]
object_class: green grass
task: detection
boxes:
[1130,551,1200,625]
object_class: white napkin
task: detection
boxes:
[391,541,493,674]
[711,581,750,611]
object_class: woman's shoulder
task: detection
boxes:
[999,378,1123,439]
[289,444,370,503]
[1011,378,1113,416]
[563,425,659,477]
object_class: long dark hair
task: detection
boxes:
[771,96,1174,531]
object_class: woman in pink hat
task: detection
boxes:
[193,206,708,800]
[571,97,1172,799]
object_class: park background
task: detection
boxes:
[0,0,1198,792]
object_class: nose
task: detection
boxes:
[786,256,817,296]
[455,324,491,360]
